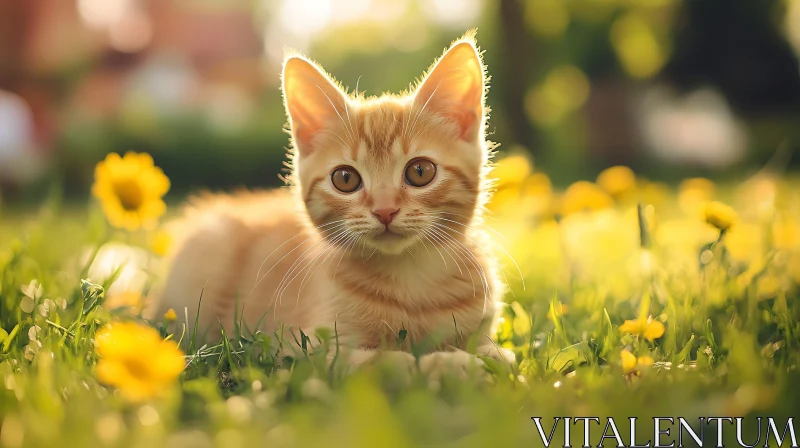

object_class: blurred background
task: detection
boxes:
[1,0,800,204]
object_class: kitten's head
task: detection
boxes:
[282,32,492,256]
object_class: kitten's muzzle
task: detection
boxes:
[372,208,400,227]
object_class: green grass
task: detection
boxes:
[1,189,800,448]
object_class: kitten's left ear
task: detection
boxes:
[414,38,485,141]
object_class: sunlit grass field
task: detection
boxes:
[1,155,800,447]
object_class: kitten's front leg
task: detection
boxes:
[472,315,517,364]
[475,342,516,364]
[418,350,486,381]
[329,348,417,375]
[338,349,489,382]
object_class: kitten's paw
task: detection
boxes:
[476,344,516,364]
[375,351,417,373]
[419,351,486,381]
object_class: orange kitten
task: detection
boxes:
[152,32,513,370]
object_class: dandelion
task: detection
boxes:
[560,181,613,216]
[597,166,636,199]
[679,177,716,195]
[164,309,177,322]
[524,173,552,197]
[92,152,170,231]
[619,316,665,341]
[491,154,531,190]
[524,173,555,217]
[620,349,654,375]
[703,201,737,232]
[95,321,185,402]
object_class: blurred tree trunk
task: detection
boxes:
[497,0,537,154]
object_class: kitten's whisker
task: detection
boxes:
[274,227,350,303]
[421,212,507,243]
[430,229,482,303]
[381,320,396,335]
[299,230,352,291]
[295,230,354,306]
[429,225,494,311]
[420,229,448,269]
[251,223,346,294]
[426,227,479,299]
[316,86,356,143]
[423,228,461,274]
[279,226,351,292]
[319,132,349,148]
[315,219,349,229]
[431,221,506,299]
[280,230,350,307]
[413,119,441,141]
[415,233,433,260]
[334,233,362,281]
[255,219,346,281]
[405,79,443,142]
[447,238,491,313]
[431,220,525,292]
[297,227,353,292]
[426,227,477,298]
[342,93,356,143]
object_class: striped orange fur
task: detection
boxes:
[151,31,513,367]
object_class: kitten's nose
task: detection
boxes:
[372,208,399,226]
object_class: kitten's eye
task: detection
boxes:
[404,159,436,187]
[331,166,362,193]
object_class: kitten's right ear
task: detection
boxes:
[282,56,348,153]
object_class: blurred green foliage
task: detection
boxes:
[3,0,797,204]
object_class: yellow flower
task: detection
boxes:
[492,154,532,189]
[704,201,737,232]
[619,316,665,341]
[678,177,715,217]
[95,321,184,402]
[92,152,170,231]
[150,230,173,257]
[560,181,613,216]
[679,177,716,195]
[523,173,555,217]
[524,172,552,198]
[620,349,654,374]
[638,180,670,208]
[164,308,177,322]
[597,166,636,199]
